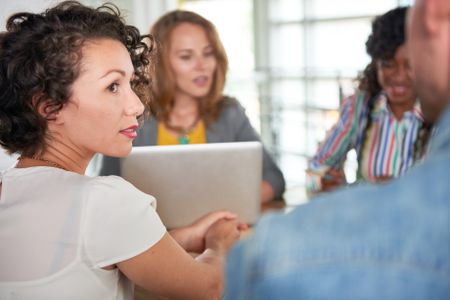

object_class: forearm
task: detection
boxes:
[194,248,226,299]
[118,233,226,300]
[310,95,361,170]
[169,226,195,252]
[167,242,225,299]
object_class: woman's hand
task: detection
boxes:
[170,210,247,253]
[204,218,242,255]
[321,168,346,192]
[261,181,275,203]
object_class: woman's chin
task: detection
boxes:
[103,146,133,158]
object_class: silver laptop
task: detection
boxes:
[121,142,262,229]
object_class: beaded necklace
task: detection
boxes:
[19,155,67,171]
[164,117,200,145]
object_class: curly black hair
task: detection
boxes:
[0,1,154,156]
[358,6,408,99]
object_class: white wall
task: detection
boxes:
[0,0,61,30]
[1,0,177,32]
[131,0,177,33]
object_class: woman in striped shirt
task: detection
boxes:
[307,6,431,194]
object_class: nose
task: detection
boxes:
[393,63,411,80]
[125,89,145,117]
[195,56,207,70]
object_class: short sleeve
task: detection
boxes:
[83,176,166,268]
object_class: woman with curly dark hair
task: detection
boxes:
[0,2,245,299]
[306,6,429,194]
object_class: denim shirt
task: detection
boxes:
[224,107,450,299]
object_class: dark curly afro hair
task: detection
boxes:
[0,1,155,156]
[358,6,409,99]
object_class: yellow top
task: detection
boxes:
[157,120,207,145]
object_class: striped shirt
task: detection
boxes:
[308,90,423,185]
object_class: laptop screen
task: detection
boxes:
[121,142,262,229]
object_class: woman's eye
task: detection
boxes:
[405,60,411,70]
[108,83,119,93]
[381,60,395,68]
[204,51,214,57]
[180,55,191,60]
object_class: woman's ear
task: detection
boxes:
[32,94,64,125]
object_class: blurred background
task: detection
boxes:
[0,0,414,202]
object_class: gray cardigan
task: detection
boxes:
[100,97,285,199]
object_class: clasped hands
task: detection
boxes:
[170,211,248,254]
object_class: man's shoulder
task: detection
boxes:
[227,159,450,297]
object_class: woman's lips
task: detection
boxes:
[120,125,138,139]
[392,86,407,94]
[388,85,410,98]
[193,76,209,87]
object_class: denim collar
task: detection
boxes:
[428,105,450,155]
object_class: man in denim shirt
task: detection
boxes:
[224,0,450,299]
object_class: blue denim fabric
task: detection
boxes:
[224,108,450,300]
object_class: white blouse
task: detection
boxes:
[0,167,166,300]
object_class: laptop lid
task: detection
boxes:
[121,142,262,229]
